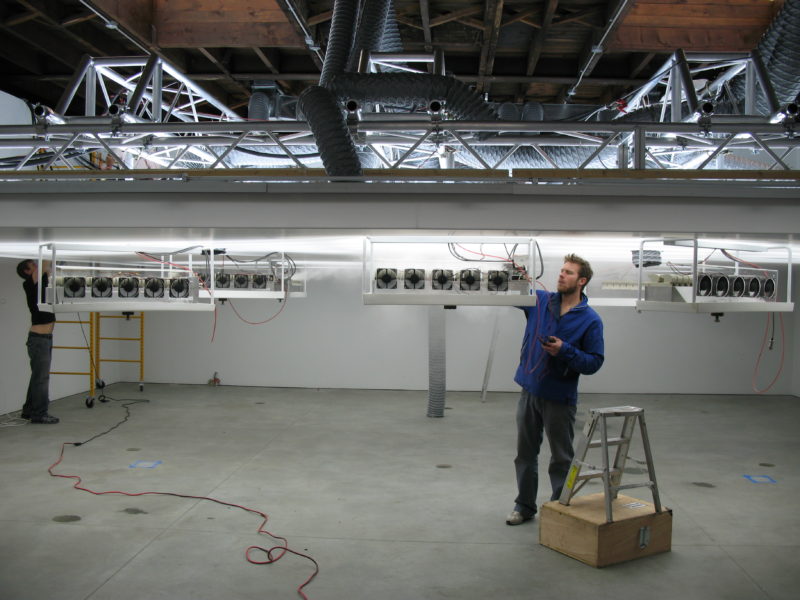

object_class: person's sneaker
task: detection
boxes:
[30,414,59,424]
[506,510,534,525]
[20,413,31,420]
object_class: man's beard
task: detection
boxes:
[558,281,579,295]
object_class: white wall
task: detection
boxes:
[0,258,120,415]
[1,257,795,417]
[140,266,795,397]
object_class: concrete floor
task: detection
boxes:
[0,384,797,600]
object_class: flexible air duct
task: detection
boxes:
[427,306,446,418]
[248,92,271,120]
[298,85,362,175]
[346,0,395,72]
[736,0,800,113]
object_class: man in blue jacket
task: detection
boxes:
[507,254,604,525]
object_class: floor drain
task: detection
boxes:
[53,515,81,523]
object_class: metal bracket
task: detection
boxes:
[639,526,651,549]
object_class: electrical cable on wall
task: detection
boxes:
[718,250,786,393]
[47,395,319,599]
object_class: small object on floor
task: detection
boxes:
[506,510,534,525]
[30,414,59,424]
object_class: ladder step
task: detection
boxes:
[611,482,654,492]
[591,406,643,416]
[588,436,628,448]
[575,468,622,480]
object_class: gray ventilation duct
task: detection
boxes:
[298,0,798,174]
[427,306,446,418]
[732,0,800,114]
[302,0,497,176]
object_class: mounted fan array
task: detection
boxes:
[632,239,793,314]
[38,244,307,312]
[55,276,199,302]
[363,236,537,306]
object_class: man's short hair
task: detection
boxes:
[16,259,33,280]
[564,253,593,288]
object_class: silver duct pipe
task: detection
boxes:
[427,306,446,418]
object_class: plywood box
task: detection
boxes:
[539,493,672,567]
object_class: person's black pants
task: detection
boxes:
[23,332,53,419]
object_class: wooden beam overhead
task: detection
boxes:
[477,0,505,94]
[419,0,433,51]
[430,6,483,28]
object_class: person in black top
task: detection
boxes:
[17,259,59,424]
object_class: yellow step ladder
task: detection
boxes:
[559,406,663,523]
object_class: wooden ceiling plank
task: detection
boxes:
[429,6,483,28]
[525,0,559,76]
[502,7,542,28]
[609,26,763,52]
[394,14,423,30]
[61,12,99,28]
[307,11,332,27]
[14,0,106,56]
[157,22,304,47]
[252,46,279,73]
[4,11,38,27]
[552,7,603,27]
[477,0,505,93]
[420,0,433,51]
[456,17,486,30]
[198,46,253,98]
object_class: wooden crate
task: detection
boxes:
[539,492,672,567]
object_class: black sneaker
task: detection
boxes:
[20,413,31,420]
[30,414,59,424]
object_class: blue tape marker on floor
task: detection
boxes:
[743,474,777,484]
[129,460,162,469]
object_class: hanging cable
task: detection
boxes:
[752,312,785,394]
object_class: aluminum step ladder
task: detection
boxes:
[559,406,662,523]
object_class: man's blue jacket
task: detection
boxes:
[514,289,604,405]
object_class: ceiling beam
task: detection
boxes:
[274,0,323,70]
[197,47,253,98]
[565,0,636,102]
[430,6,484,28]
[252,46,294,95]
[516,0,559,103]
[13,0,107,56]
[419,0,432,52]
[477,0,505,95]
